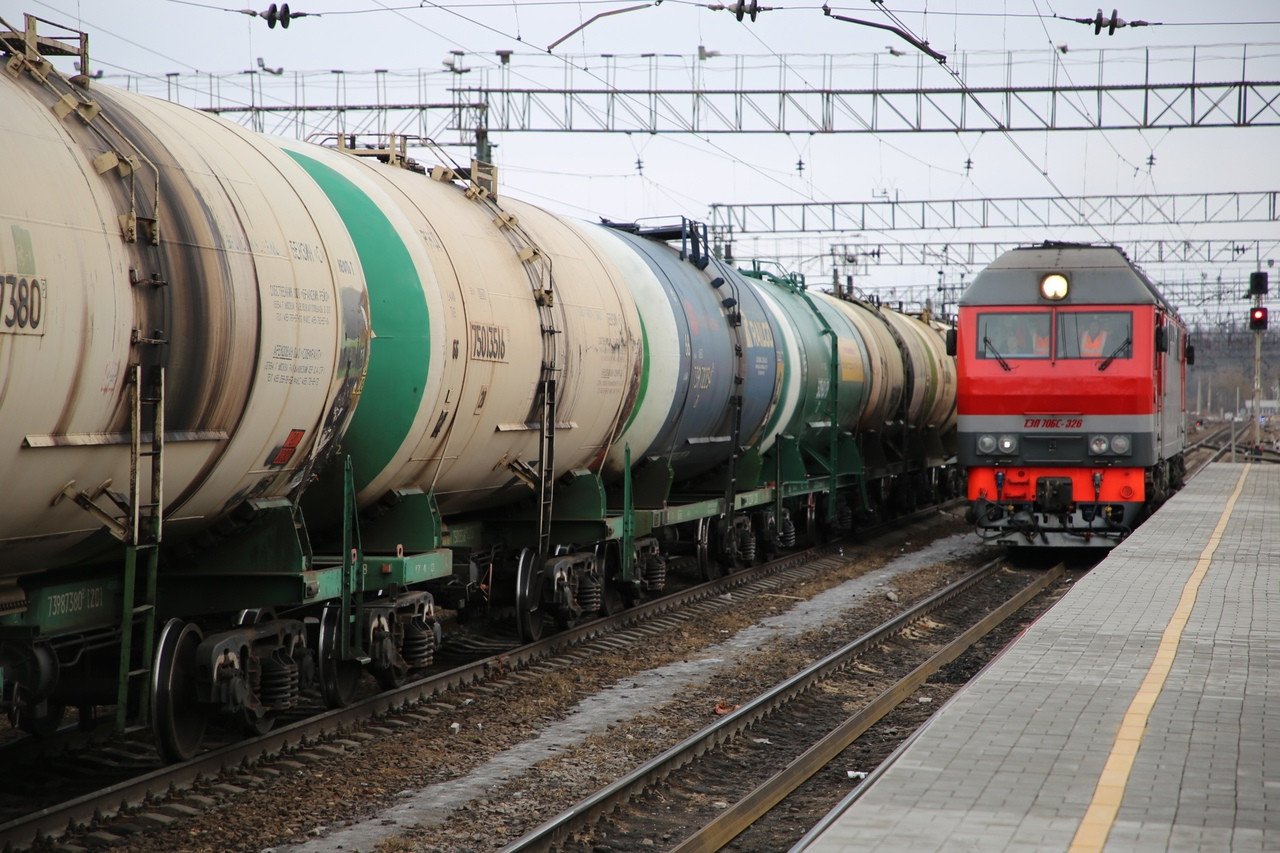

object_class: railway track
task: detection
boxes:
[0,506,962,852]
[481,427,1224,852]
[0,425,1232,851]
[497,557,1073,853]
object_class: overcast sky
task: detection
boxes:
[9,0,1280,318]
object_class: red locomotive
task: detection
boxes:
[951,243,1191,546]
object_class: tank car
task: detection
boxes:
[0,15,957,760]
[952,243,1191,547]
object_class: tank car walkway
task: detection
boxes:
[794,461,1280,852]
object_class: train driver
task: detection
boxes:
[1080,316,1108,357]
[1003,320,1028,355]
[1027,314,1051,357]
[1032,328,1050,357]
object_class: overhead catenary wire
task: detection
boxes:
[844,0,1112,246]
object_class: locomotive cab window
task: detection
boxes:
[976,312,1052,359]
[1059,311,1133,360]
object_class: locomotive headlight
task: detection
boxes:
[1110,434,1132,455]
[977,434,998,454]
[1089,435,1110,455]
[1040,273,1069,300]
[997,434,1018,454]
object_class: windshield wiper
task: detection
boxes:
[982,336,1012,371]
[1097,337,1132,371]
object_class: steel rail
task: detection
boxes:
[497,554,1047,853]
[675,561,1066,853]
[0,545,810,850]
[2,501,958,850]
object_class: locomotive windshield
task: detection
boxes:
[976,312,1052,359]
[1058,311,1132,360]
[975,310,1133,361]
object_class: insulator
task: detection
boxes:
[259,648,299,710]
[400,616,437,669]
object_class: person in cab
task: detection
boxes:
[1080,316,1108,357]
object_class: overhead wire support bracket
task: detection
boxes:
[546,3,654,52]
[821,5,946,64]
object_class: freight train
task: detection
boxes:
[0,16,956,761]
[953,243,1190,547]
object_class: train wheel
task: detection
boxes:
[317,604,362,708]
[515,548,546,642]
[696,518,721,581]
[151,618,208,763]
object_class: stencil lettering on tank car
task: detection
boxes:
[269,283,334,327]
[470,323,508,361]
[264,344,327,387]
[0,274,46,335]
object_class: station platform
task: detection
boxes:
[793,461,1280,852]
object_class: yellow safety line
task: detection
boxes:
[1068,464,1251,853]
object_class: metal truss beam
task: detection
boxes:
[128,45,1279,141]
[183,75,1280,141]
[709,191,1280,234]
[728,239,1280,270]
[456,80,1280,134]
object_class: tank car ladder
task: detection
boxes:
[115,363,164,730]
[432,153,560,555]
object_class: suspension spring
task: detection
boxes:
[737,525,757,563]
[642,554,667,590]
[577,575,602,613]
[400,617,437,669]
[835,501,853,531]
[779,511,797,548]
[259,649,299,710]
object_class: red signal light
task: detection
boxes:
[1250,306,1269,331]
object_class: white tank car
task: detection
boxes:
[0,73,369,585]
[265,139,646,518]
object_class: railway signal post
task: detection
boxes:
[1250,272,1268,449]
